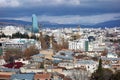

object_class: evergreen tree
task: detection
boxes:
[91,58,104,80]
[40,63,44,69]
[97,58,103,73]
[30,34,36,39]
[12,32,29,38]
[0,33,7,38]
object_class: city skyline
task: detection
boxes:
[0,1,120,79]
[0,0,120,25]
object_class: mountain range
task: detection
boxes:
[0,19,120,28]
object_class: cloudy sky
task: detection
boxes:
[0,0,120,25]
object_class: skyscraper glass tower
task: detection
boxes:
[32,14,39,33]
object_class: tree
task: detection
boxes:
[39,32,48,49]
[40,63,44,69]
[61,38,68,49]
[110,71,120,80]
[23,45,39,59]
[12,32,22,38]
[52,41,59,52]
[30,34,37,40]
[0,33,7,38]
[91,59,119,80]
[23,33,29,39]
[9,56,14,63]
[12,32,29,39]
[51,37,68,52]
[91,58,104,80]
[102,68,113,80]
[44,35,50,48]
[97,58,103,73]
[4,48,22,62]
[71,34,80,41]
[102,49,108,56]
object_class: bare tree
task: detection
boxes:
[102,49,108,56]
[4,48,22,62]
[52,37,68,52]
[39,32,48,49]
[24,45,39,59]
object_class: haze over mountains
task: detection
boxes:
[0,19,120,28]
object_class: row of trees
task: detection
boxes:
[52,38,68,52]
[12,32,29,38]
[4,48,22,63]
[0,32,39,40]
[39,32,68,51]
[1,31,68,51]
[4,45,39,63]
[24,45,39,59]
[0,33,10,38]
[39,32,50,49]
[12,32,39,40]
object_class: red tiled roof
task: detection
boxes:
[3,62,24,69]
[0,74,11,79]
[0,75,11,78]
[63,77,72,80]
[34,73,51,79]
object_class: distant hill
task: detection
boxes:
[0,19,120,28]
[93,19,120,28]
[0,19,31,25]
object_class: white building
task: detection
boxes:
[58,60,98,73]
[0,38,41,54]
[58,62,74,69]
[75,60,98,73]
[68,39,89,51]
[0,59,6,65]
[107,52,118,58]
[15,59,30,65]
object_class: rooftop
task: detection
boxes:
[34,73,51,79]
[3,62,24,69]
[10,73,34,80]
[76,60,97,64]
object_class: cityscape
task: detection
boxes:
[0,0,120,80]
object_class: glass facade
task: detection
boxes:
[0,48,2,56]
[32,14,39,33]
[85,41,89,51]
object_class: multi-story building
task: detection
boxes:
[0,38,41,55]
[68,39,89,51]
[32,14,39,33]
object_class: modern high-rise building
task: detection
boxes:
[32,14,39,33]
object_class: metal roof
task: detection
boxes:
[76,60,97,64]
[10,73,34,80]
